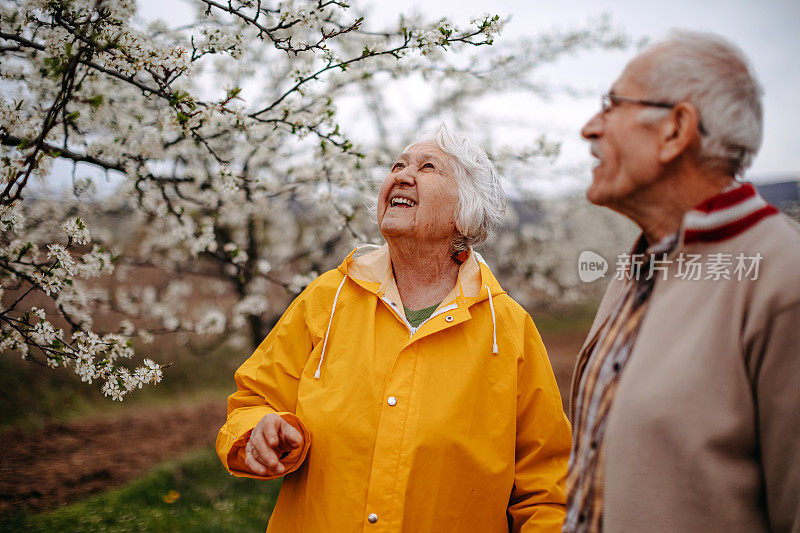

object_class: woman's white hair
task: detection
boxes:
[417,123,506,252]
[637,29,763,176]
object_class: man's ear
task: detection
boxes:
[657,102,702,164]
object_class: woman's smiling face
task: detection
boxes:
[377,140,460,246]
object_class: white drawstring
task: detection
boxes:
[485,284,498,354]
[315,275,347,379]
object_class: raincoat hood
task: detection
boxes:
[311,244,505,378]
[339,243,504,309]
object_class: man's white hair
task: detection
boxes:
[637,29,763,176]
[418,123,506,252]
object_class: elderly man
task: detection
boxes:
[565,30,800,532]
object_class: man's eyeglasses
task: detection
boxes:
[600,93,707,135]
[600,93,675,113]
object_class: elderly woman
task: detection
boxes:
[216,124,571,532]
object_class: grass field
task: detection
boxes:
[0,447,280,532]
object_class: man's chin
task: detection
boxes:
[585,184,608,207]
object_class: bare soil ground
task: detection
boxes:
[0,400,226,513]
[0,330,584,515]
[544,332,586,407]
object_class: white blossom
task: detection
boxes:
[1,327,28,357]
[0,203,24,231]
[62,218,91,245]
[290,272,318,294]
[47,244,76,276]
[74,247,114,278]
[30,318,60,347]
[31,269,63,296]
[119,320,135,336]
[102,379,124,401]
[257,259,272,274]
[138,330,155,344]
[223,242,248,264]
[195,308,226,335]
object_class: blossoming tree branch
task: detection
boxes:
[0,0,626,399]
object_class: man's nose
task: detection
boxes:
[581,112,603,140]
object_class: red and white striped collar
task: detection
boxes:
[682,182,779,244]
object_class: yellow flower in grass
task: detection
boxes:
[162,490,180,504]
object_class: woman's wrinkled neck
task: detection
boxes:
[387,238,460,311]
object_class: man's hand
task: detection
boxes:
[245,413,304,476]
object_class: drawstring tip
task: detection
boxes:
[485,285,499,356]
[314,369,321,379]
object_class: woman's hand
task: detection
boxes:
[245,413,304,476]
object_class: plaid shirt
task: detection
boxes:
[563,234,676,532]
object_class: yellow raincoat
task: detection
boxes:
[216,245,571,532]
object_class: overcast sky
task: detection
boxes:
[137,0,800,193]
[365,0,800,185]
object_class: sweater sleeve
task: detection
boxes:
[750,299,800,532]
[215,285,318,480]
[508,314,572,532]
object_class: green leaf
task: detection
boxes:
[169,91,189,107]
[87,95,104,109]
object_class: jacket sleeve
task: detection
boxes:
[749,300,800,532]
[508,314,572,533]
[215,285,318,480]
